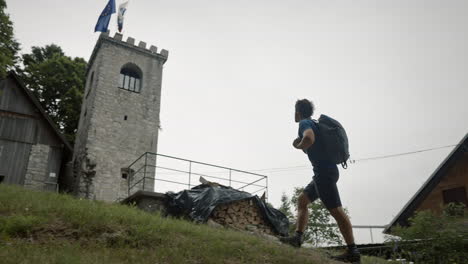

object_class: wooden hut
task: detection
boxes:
[384,133,468,233]
[0,72,72,191]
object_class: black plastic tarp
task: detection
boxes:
[166,184,290,236]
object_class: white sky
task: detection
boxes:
[7,0,468,244]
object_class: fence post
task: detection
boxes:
[265,176,268,202]
[127,166,131,196]
[370,227,374,244]
[188,161,192,189]
[229,169,232,187]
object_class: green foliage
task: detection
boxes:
[289,187,344,246]
[279,192,297,234]
[0,215,45,237]
[0,184,335,264]
[279,192,294,221]
[361,256,400,264]
[0,0,20,78]
[387,203,468,264]
[16,45,87,144]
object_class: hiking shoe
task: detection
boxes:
[330,248,361,263]
[279,234,303,248]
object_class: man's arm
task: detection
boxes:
[292,137,301,147]
[294,128,315,151]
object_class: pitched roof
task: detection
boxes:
[6,71,73,153]
[383,133,468,234]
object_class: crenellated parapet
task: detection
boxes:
[86,31,169,74]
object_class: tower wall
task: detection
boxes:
[73,32,168,201]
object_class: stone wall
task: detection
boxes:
[122,191,167,215]
[24,144,57,191]
[72,64,98,198]
[73,32,168,202]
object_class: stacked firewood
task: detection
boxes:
[209,198,276,235]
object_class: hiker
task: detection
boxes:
[280,99,360,263]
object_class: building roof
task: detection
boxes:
[383,133,468,234]
[6,71,73,153]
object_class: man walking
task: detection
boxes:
[280,99,360,263]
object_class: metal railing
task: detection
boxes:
[352,225,388,244]
[311,223,388,245]
[127,152,268,200]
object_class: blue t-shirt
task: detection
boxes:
[298,119,336,169]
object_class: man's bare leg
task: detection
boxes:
[296,192,311,232]
[329,207,360,262]
[280,192,310,247]
[329,207,355,245]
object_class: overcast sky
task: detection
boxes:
[7,0,468,243]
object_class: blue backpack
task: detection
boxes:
[316,114,350,169]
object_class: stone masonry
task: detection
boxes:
[72,32,168,202]
[24,144,57,191]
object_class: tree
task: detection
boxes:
[17,45,87,144]
[0,0,20,78]
[387,203,467,263]
[278,192,293,220]
[290,187,344,247]
[279,192,296,234]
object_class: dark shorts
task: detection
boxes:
[303,166,342,210]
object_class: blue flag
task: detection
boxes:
[95,0,116,32]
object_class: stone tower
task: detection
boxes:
[72,32,168,202]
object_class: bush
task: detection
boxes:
[386,203,468,263]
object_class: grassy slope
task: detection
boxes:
[0,185,390,264]
[0,184,339,264]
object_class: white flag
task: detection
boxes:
[117,1,129,32]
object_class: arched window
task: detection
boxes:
[119,63,142,93]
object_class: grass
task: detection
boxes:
[0,184,342,264]
[0,184,393,264]
[362,256,399,264]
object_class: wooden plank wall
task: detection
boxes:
[36,118,62,147]
[0,79,37,116]
[0,113,37,144]
[0,77,66,187]
[417,152,468,214]
[0,139,31,184]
